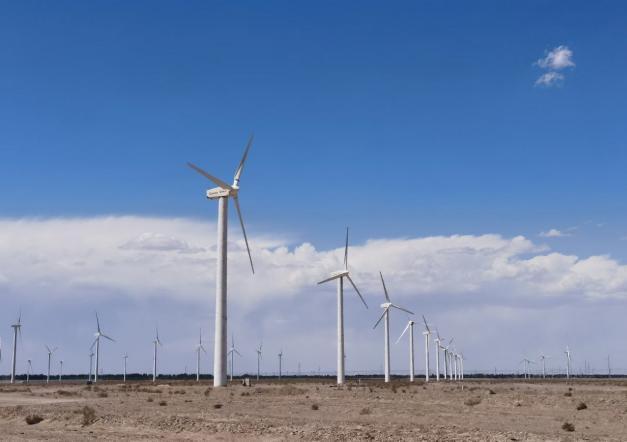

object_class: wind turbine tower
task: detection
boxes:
[45,345,57,384]
[538,354,550,378]
[10,312,21,384]
[256,343,263,381]
[152,327,162,382]
[123,353,128,383]
[396,320,415,382]
[317,228,368,385]
[90,313,114,383]
[188,135,255,387]
[58,360,63,382]
[278,350,283,380]
[26,359,31,384]
[421,316,432,382]
[373,272,414,382]
[565,346,571,379]
[196,329,206,382]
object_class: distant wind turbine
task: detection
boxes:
[278,350,283,380]
[395,320,415,382]
[26,359,31,384]
[565,346,571,379]
[123,353,128,383]
[538,354,550,378]
[256,343,263,381]
[196,329,206,382]
[421,316,432,382]
[10,311,22,384]
[373,272,414,382]
[90,312,114,383]
[58,360,63,382]
[188,135,255,387]
[434,330,443,381]
[520,358,534,379]
[152,327,162,382]
[45,345,57,384]
[317,227,368,385]
[227,334,241,382]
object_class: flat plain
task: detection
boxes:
[1,378,626,441]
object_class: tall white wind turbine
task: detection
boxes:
[88,351,94,382]
[196,329,206,382]
[318,228,368,385]
[45,345,57,384]
[26,359,31,384]
[421,316,432,382]
[123,353,128,383]
[58,360,63,382]
[538,354,550,378]
[10,312,22,384]
[278,350,283,380]
[90,312,114,383]
[395,320,415,382]
[434,330,443,381]
[520,358,534,379]
[227,334,241,382]
[565,346,571,379]
[152,327,162,382]
[256,343,262,381]
[188,135,255,388]
[373,272,414,383]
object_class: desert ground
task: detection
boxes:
[0,378,626,441]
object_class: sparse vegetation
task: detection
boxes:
[204,388,212,397]
[56,389,77,396]
[564,391,572,397]
[311,404,319,410]
[147,397,154,402]
[213,403,223,409]
[25,415,44,425]
[488,389,496,395]
[159,400,167,406]
[98,391,108,398]
[464,397,482,406]
[562,422,575,432]
[577,402,587,410]
[359,407,371,415]
[81,406,96,426]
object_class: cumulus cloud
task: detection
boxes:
[534,45,575,87]
[539,228,570,238]
[536,45,575,70]
[1,216,627,307]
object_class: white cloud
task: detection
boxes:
[539,228,570,238]
[1,216,627,306]
[535,71,565,87]
[536,45,575,70]
[534,45,574,87]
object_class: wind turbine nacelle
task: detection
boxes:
[331,270,349,278]
[206,187,231,199]
[380,302,392,309]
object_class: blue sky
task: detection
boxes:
[1,1,627,376]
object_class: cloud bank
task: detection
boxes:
[534,45,575,87]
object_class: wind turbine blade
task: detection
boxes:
[187,162,232,190]
[45,344,51,353]
[233,195,254,274]
[346,275,368,309]
[52,347,58,353]
[373,309,387,329]
[395,322,411,344]
[391,304,414,315]
[422,315,431,332]
[90,338,98,351]
[96,312,101,333]
[102,334,115,342]
[317,273,343,284]
[233,134,254,183]
[344,227,349,270]
[235,349,242,357]
[201,345,207,353]
[379,272,390,302]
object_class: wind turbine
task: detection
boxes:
[90,312,114,383]
[58,360,63,382]
[520,358,534,379]
[10,311,22,384]
[565,346,571,379]
[443,339,454,380]
[373,272,414,383]
[26,359,31,384]
[256,343,262,381]
[188,135,255,388]
[434,330,443,381]
[152,327,162,382]
[123,353,128,383]
[396,320,415,382]
[538,354,550,378]
[45,345,57,384]
[195,329,206,382]
[227,334,241,382]
[278,350,283,380]
[317,227,368,385]
[421,316,432,382]
[88,351,94,382]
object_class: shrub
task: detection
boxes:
[25,415,44,425]
[147,397,154,402]
[56,390,77,396]
[488,389,496,395]
[98,391,108,398]
[464,397,482,406]
[577,402,587,410]
[311,404,319,410]
[359,407,371,415]
[204,388,212,397]
[159,400,167,406]
[213,403,223,409]
[564,391,572,397]
[562,422,575,432]
[81,406,96,426]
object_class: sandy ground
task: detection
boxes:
[0,378,626,441]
